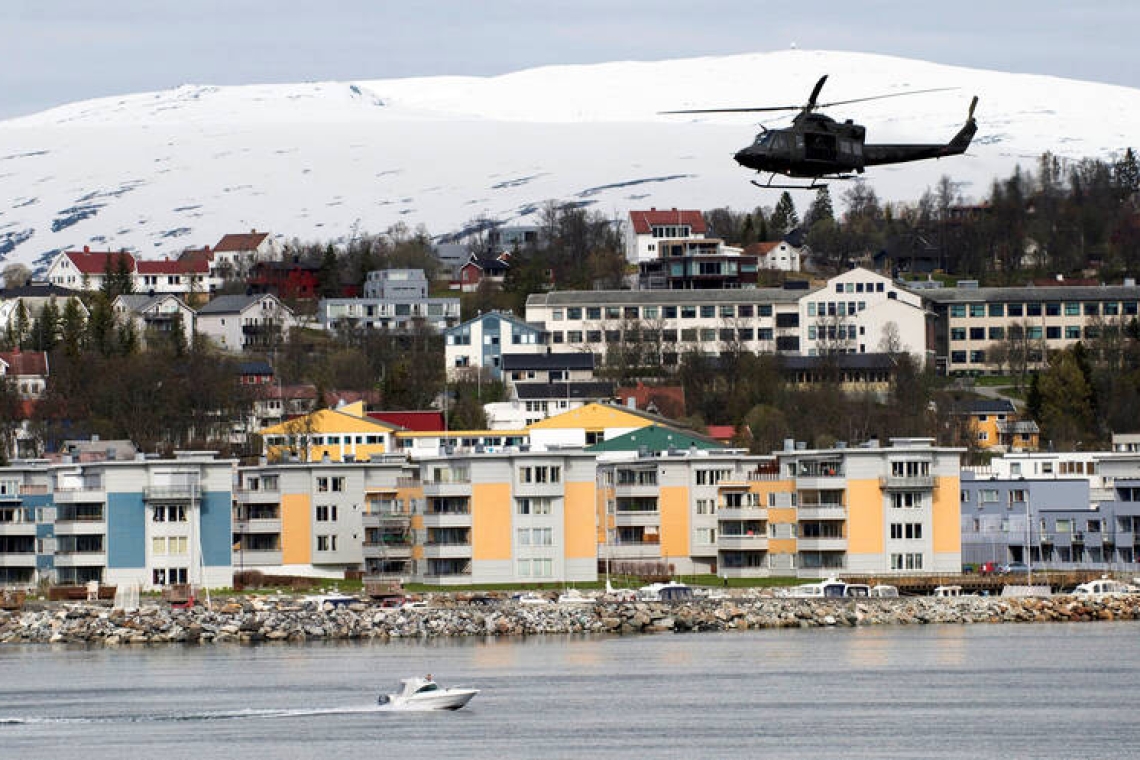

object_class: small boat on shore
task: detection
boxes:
[1073,577,1139,596]
[377,677,479,711]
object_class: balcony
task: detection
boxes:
[613,482,659,498]
[422,511,471,528]
[797,537,848,551]
[54,552,108,567]
[234,487,280,505]
[0,554,37,568]
[362,542,413,560]
[718,534,769,551]
[53,488,105,504]
[613,510,660,528]
[422,481,470,498]
[235,518,282,535]
[606,542,663,560]
[797,504,847,520]
[879,475,935,490]
[53,521,107,536]
[422,543,472,559]
[0,522,36,537]
[717,506,768,521]
[144,484,201,501]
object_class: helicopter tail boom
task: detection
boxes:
[862,95,978,167]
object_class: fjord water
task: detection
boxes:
[2,623,1138,759]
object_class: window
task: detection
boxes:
[989,303,1005,317]
[950,304,966,318]
[695,527,716,544]
[317,477,329,492]
[518,466,561,484]
[989,327,1005,340]
[517,498,552,515]
[316,505,338,521]
[586,307,601,320]
[969,304,985,318]
[332,477,345,492]
[696,499,715,515]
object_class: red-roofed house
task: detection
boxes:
[135,256,211,296]
[626,208,708,264]
[0,349,49,399]
[368,410,446,432]
[616,382,686,420]
[46,248,136,291]
[213,229,279,277]
[46,247,213,296]
[743,239,802,272]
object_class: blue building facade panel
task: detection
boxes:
[199,491,233,569]
[106,492,146,569]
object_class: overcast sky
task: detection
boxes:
[3,0,1138,121]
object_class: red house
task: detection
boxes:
[247,261,321,300]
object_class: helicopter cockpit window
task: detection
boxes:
[753,132,773,147]
[771,133,792,152]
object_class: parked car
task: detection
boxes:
[1001,562,1029,574]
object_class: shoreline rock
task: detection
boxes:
[1,594,1138,646]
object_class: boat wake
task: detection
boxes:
[0,705,385,725]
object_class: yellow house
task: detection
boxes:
[527,402,660,448]
[260,402,401,462]
[955,399,1040,452]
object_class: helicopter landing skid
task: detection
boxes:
[751,174,853,190]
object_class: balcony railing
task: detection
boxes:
[879,475,935,490]
[144,484,201,501]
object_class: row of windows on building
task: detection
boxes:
[951,324,1112,342]
[948,301,1139,318]
[549,327,778,344]
[549,303,779,321]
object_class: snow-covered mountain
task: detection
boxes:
[1,49,1137,270]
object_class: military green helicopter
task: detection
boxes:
[662,75,978,189]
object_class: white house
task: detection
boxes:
[112,294,196,349]
[210,230,279,277]
[625,208,708,264]
[195,294,296,353]
[443,311,545,381]
[746,239,803,272]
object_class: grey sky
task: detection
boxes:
[3,0,1138,121]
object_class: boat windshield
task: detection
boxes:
[416,683,441,693]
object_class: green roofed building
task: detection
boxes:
[585,424,724,453]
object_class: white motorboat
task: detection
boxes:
[378,677,479,711]
[1073,577,1139,596]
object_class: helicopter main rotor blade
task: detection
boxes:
[659,105,803,114]
[814,86,959,109]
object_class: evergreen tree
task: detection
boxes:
[769,192,799,237]
[59,297,85,359]
[1115,147,1140,198]
[32,297,61,352]
[805,186,834,228]
[85,294,116,358]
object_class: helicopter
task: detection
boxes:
[662,75,978,189]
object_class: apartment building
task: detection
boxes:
[234,449,598,585]
[593,436,961,579]
[959,456,1140,571]
[0,453,234,590]
[525,288,805,366]
[318,269,460,333]
[923,281,1140,374]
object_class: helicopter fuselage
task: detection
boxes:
[733,114,867,177]
[734,108,977,179]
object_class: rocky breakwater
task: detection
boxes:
[1,594,1139,646]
